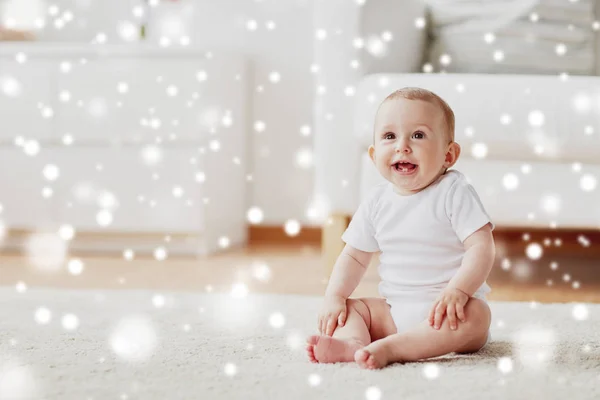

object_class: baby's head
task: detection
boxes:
[368,87,461,196]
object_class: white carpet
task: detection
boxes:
[0,288,599,400]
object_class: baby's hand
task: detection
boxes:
[428,287,470,331]
[317,295,347,336]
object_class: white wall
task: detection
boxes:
[1,0,317,227]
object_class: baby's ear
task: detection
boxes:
[444,142,461,168]
[368,145,376,162]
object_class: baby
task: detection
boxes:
[306,87,495,369]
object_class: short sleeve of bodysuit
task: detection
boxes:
[445,176,495,243]
[341,192,380,253]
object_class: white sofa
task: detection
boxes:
[313,0,600,271]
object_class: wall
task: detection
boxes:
[0,0,317,228]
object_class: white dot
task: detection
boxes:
[497,357,513,374]
[96,210,113,227]
[246,19,258,31]
[231,283,248,298]
[35,307,52,324]
[61,314,79,330]
[16,52,27,63]
[365,386,382,400]
[219,236,230,249]
[110,316,158,362]
[67,259,84,275]
[117,82,129,94]
[493,50,504,62]
[484,32,496,43]
[195,172,206,183]
[344,86,356,96]
[154,247,167,261]
[1,76,22,97]
[500,114,512,125]
[381,31,393,42]
[440,54,451,66]
[224,363,237,376]
[23,140,40,156]
[60,61,72,73]
[555,43,567,56]
[501,258,511,271]
[265,21,276,30]
[521,164,532,174]
[269,312,285,328]
[300,125,311,136]
[247,207,264,224]
[541,194,561,214]
[269,72,281,83]
[414,17,426,29]
[580,174,597,192]
[196,70,208,82]
[526,243,543,260]
[209,140,221,152]
[41,106,54,119]
[166,85,178,97]
[422,63,433,73]
[471,143,488,159]
[315,29,327,40]
[284,220,301,237]
[57,224,75,241]
[152,294,165,308]
[123,249,135,261]
[252,262,271,282]
[423,363,440,379]
[254,121,266,132]
[502,173,519,191]
[295,148,313,169]
[16,281,27,293]
[42,164,60,181]
[172,186,184,198]
[307,373,321,387]
[572,304,589,321]
[528,110,545,127]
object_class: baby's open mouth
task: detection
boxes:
[393,162,418,173]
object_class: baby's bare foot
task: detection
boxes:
[354,339,397,369]
[306,335,364,363]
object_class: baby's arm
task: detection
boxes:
[325,244,373,299]
[447,223,496,296]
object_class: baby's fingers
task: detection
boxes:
[325,318,337,336]
[428,302,438,326]
[456,303,466,322]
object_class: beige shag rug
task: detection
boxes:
[0,288,599,400]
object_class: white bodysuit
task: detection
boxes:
[342,170,493,345]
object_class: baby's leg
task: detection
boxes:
[355,297,491,369]
[306,298,396,363]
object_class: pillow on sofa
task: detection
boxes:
[425,0,596,75]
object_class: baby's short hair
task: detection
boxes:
[380,87,455,143]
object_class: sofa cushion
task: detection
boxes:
[425,0,596,75]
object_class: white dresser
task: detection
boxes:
[0,44,249,256]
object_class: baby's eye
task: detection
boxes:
[412,131,425,139]
[384,132,395,140]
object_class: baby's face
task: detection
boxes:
[369,98,459,195]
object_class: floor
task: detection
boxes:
[1,244,599,303]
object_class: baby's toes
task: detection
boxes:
[354,348,370,368]
[306,345,318,363]
[366,355,378,369]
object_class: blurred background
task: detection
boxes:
[0,0,599,303]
